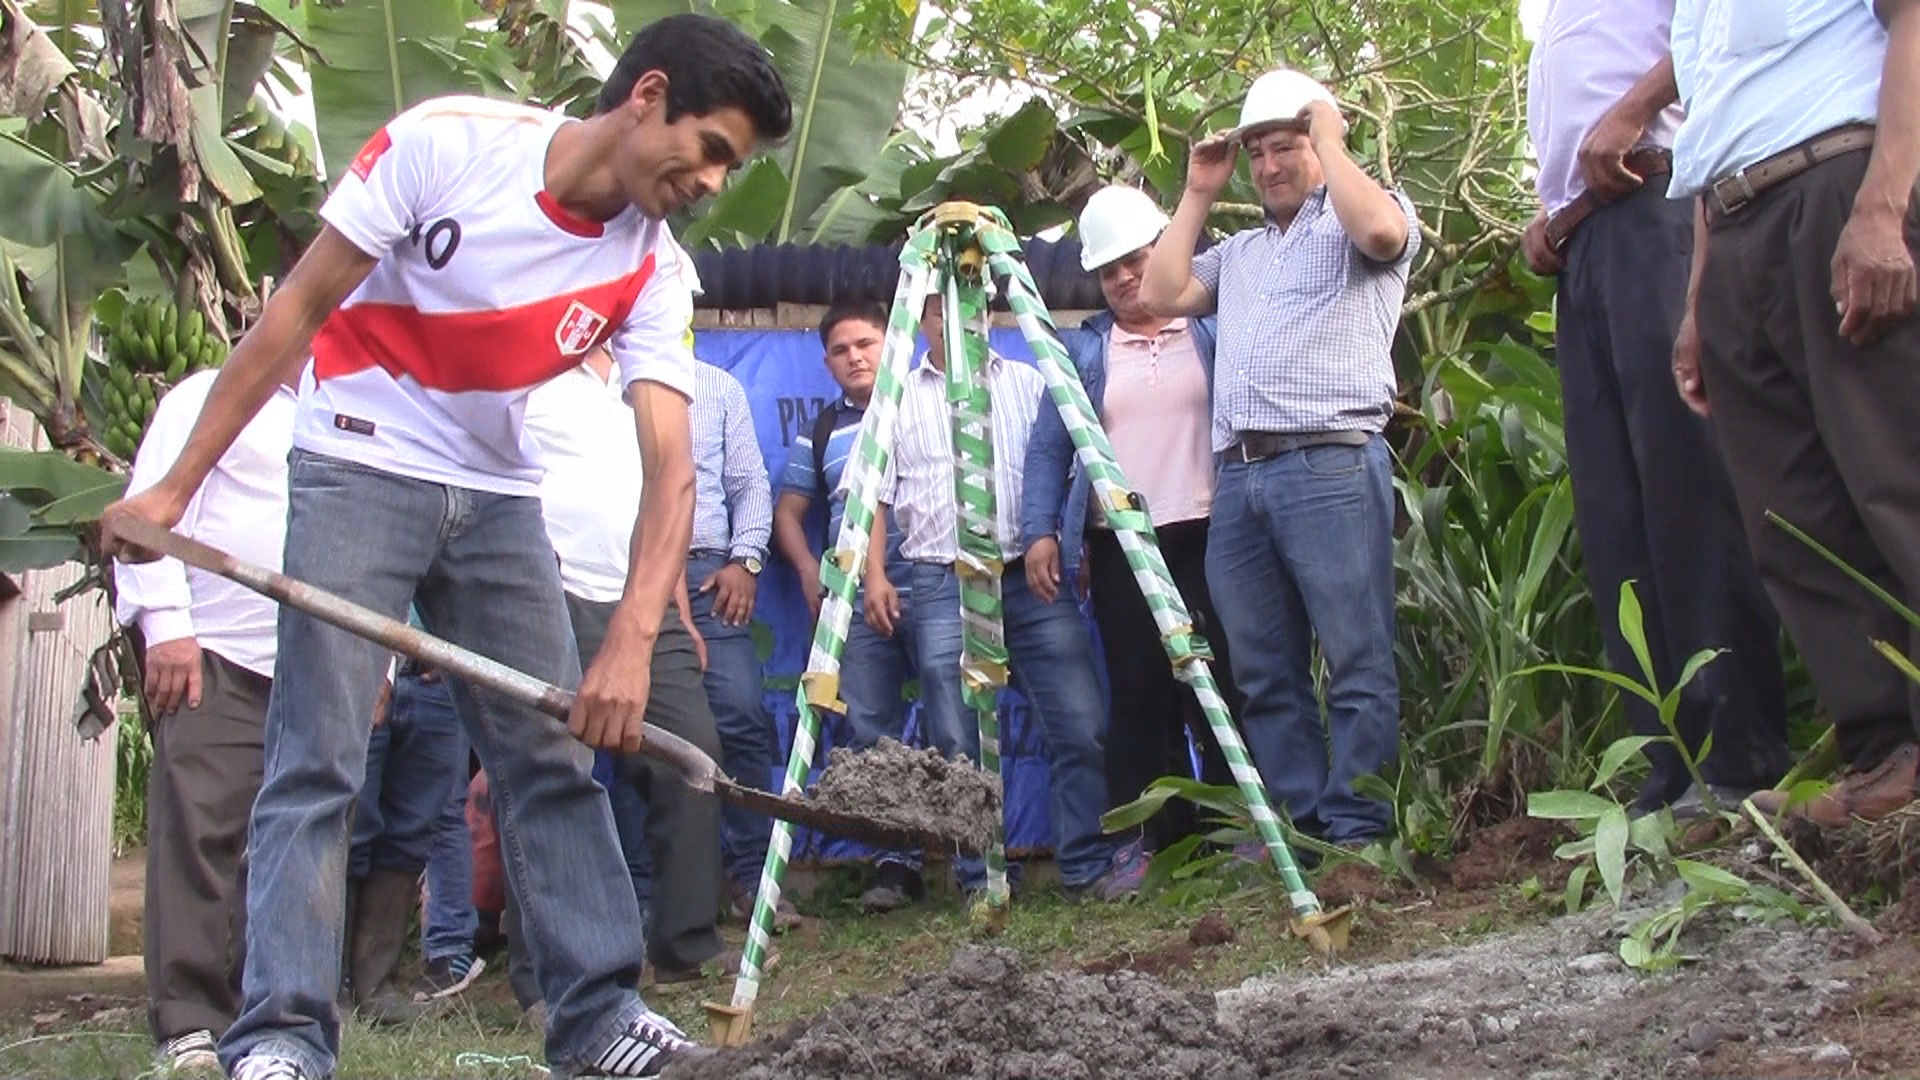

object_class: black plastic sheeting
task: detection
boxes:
[688,237,1114,312]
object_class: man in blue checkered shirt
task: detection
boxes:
[1141,69,1420,849]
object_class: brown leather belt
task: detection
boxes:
[1224,430,1371,463]
[1707,123,1876,220]
[1544,146,1674,252]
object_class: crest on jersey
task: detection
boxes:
[554,301,609,356]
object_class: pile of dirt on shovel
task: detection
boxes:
[800,737,1003,853]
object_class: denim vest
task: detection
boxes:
[1018,312,1218,573]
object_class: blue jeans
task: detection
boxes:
[350,673,466,880]
[1204,439,1400,843]
[220,450,650,1078]
[908,562,1114,889]
[839,574,921,871]
[686,551,777,889]
[415,678,476,963]
[606,780,655,919]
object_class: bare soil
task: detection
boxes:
[671,909,1870,1080]
[802,737,1003,853]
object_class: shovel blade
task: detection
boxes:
[715,778,979,855]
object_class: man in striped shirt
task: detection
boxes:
[864,295,1141,902]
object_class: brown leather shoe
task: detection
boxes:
[1749,743,1919,828]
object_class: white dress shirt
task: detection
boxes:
[524,361,642,603]
[1669,0,1884,198]
[1527,0,1687,215]
[882,354,1046,563]
[113,370,296,678]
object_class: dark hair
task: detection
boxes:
[596,14,793,142]
[818,302,889,348]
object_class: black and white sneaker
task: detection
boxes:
[155,1029,221,1077]
[579,1008,711,1076]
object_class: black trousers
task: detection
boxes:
[1557,176,1792,799]
[504,598,722,1005]
[1088,519,1238,851]
[143,646,269,1042]
[1696,148,1920,770]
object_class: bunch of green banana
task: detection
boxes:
[99,298,228,460]
[238,97,315,178]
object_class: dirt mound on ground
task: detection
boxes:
[672,946,1237,1080]
[671,911,1856,1080]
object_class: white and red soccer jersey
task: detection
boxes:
[299,95,697,494]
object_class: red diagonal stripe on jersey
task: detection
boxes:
[311,257,657,393]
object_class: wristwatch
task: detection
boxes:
[731,555,764,576]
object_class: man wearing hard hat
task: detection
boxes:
[1523,0,1788,819]
[1021,185,1240,867]
[1139,69,1419,848]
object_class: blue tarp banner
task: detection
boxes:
[693,327,1081,862]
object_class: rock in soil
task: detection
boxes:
[799,737,1002,853]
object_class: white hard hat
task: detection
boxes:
[1077,185,1171,271]
[1231,68,1338,142]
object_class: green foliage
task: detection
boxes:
[301,0,478,185]
[1392,326,1607,834]
[0,448,124,570]
[112,712,152,855]
[613,0,913,248]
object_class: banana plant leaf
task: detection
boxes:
[302,0,477,184]
[612,0,909,246]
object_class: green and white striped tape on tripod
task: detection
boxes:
[975,220,1323,919]
[729,238,941,1010]
[936,225,1012,910]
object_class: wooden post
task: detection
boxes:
[0,401,116,965]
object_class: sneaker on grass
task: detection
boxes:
[577,1008,712,1076]
[411,953,486,1002]
[155,1030,221,1078]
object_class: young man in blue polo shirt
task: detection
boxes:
[771,302,925,911]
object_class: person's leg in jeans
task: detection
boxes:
[1002,564,1114,889]
[906,563,988,891]
[412,489,655,1072]
[1205,460,1328,837]
[605,777,656,926]
[572,595,725,976]
[840,578,923,898]
[220,453,451,1079]
[684,552,777,899]
[418,695,482,997]
[143,649,269,1052]
[1268,439,1401,844]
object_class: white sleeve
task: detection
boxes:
[113,375,213,645]
[317,102,454,258]
[608,228,698,402]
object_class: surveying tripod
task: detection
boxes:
[704,202,1349,1045]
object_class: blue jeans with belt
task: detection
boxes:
[907,561,1114,890]
[218,450,652,1079]
[1204,437,1400,844]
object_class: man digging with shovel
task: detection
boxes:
[100,15,791,1080]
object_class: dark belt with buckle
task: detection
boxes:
[1707,123,1875,220]
[1544,146,1674,252]
[1224,430,1371,463]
